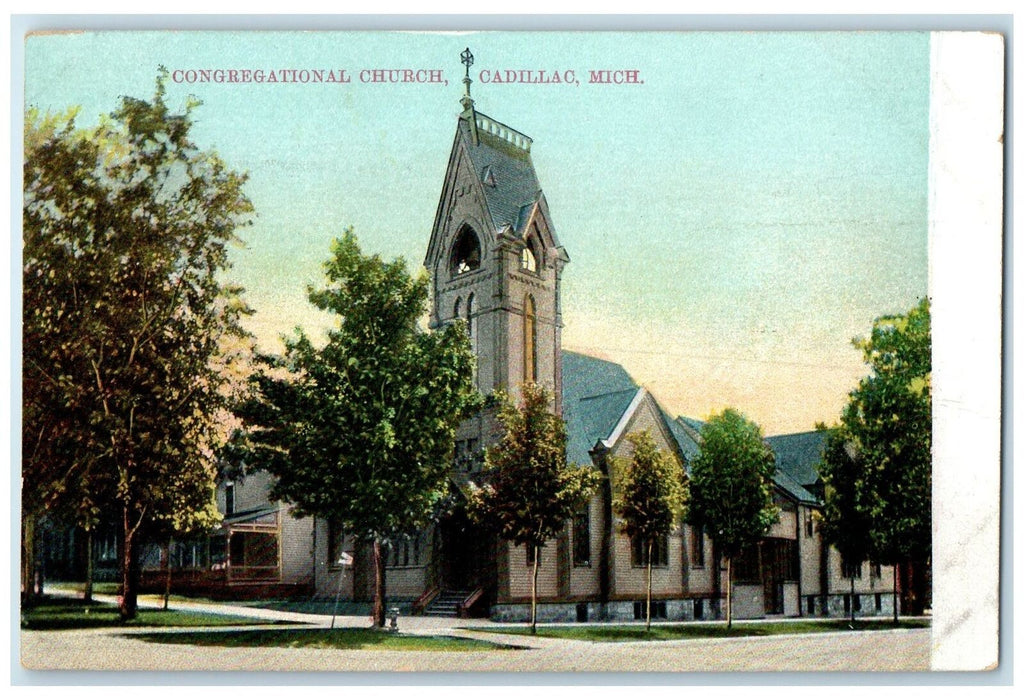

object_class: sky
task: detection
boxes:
[23,30,931,435]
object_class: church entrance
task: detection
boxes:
[437,504,492,592]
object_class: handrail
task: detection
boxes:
[458,588,484,618]
[412,586,440,615]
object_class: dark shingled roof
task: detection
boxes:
[772,467,821,505]
[666,413,702,465]
[458,115,541,235]
[561,351,639,466]
[561,353,823,506]
[677,416,705,433]
[676,418,825,505]
[765,431,826,490]
[562,351,699,468]
[766,431,826,505]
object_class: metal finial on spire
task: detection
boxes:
[460,47,475,112]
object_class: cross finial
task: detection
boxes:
[460,47,475,113]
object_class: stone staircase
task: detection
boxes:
[423,589,473,617]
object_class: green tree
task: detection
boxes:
[817,424,874,624]
[468,383,601,634]
[612,431,688,631]
[235,231,478,628]
[687,408,779,628]
[821,298,931,621]
[23,75,253,618]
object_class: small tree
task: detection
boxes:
[687,409,779,628]
[817,425,873,624]
[821,298,932,621]
[613,431,688,631]
[468,383,600,634]
[236,230,478,628]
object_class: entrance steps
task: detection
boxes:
[423,589,473,617]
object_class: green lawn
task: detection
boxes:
[47,582,375,616]
[477,619,931,642]
[132,628,521,651]
[20,597,292,631]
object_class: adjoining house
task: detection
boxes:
[40,61,902,621]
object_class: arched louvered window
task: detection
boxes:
[521,236,539,272]
[451,226,481,275]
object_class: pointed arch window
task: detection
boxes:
[521,241,537,272]
[523,295,538,383]
[453,297,462,324]
[451,226,481,276]
[522,232,545,272]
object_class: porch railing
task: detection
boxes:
[458,588,485,618]
[412,586,440,615]
[227,565,280,582]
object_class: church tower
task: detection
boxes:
[424,50,569,596]
[425,49,569,426]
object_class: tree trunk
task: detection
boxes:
[530,543,540,635]
[725,556,733,629]
[646,539,653,632]
[163,540,173,610]
[119,504,138,621]
[21,515,37,607]
[849,574,856,625]
[84,529,94,603]
[371,539,386,628]
[893,562,899,624]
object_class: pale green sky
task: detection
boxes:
[24,31,931,434]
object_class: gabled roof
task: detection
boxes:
[676,415,705,433]
[457,114,542,236]
[562,351,639,466]
[562,351,695,467]
[772,467,821,505]
[765,431,826,491]
[763,431,826,506]
[561,352,825,506]
[677,417,825,504]
[666,412,702,465]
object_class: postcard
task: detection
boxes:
[15,25,1004,676]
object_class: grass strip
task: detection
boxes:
[21,597,292,631]
[475,619,930,642]
[131,627,520,651]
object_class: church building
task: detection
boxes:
[297,53,898,622]
[126,51,902,622]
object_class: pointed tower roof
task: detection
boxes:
[426,49,565,271]
[455,113,542,236]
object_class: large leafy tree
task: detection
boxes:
[468,383,601,634]
[612,431,688,631]
[236,230,478,628]
[686,408,779,628]
[820,298,931,620]
[23,75,253,617]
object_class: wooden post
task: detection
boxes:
[646,539,653,632]
[530,543,540,635]
[84,530,94,603]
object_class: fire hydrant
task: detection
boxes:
[388,607,400,633]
